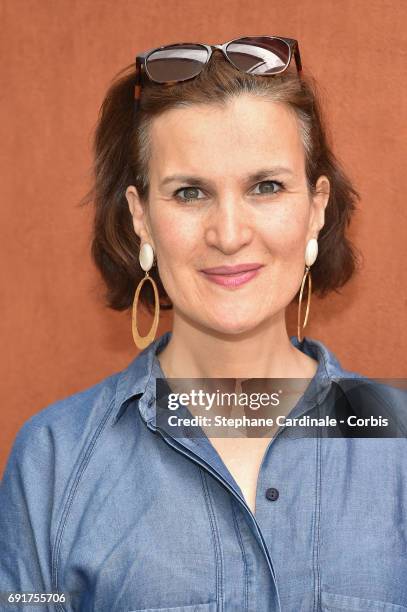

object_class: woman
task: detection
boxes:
[1,36,406,612]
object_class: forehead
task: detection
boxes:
[148,95,305,182]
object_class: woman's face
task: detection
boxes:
[126,94,330,335]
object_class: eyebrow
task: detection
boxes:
[159,166,294,189]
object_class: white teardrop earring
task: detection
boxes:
[305,237,318,267]
[297,238,318,342]
[132,242,160,349]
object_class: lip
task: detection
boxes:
[200,263,263,274]
[200,263,264,288]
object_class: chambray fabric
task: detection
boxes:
[1,330,407,612]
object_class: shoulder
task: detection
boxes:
[331,376,407,436]
[305,336,405,407]
[3,369,122,479]
[22,369,119,433]
[3,334,161,480]
[333,375,406,406]
[303,336,407,433]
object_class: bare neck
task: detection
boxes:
[157,310,318,380]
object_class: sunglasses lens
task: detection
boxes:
[226,37,291,75]
[146,44,209,83]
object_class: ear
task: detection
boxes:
[307,175,330,240]
[125,185,155,248]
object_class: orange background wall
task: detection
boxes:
[1,0,406,476]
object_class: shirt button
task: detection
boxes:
[265,487,279,501]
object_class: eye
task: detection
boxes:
[173,180,285,203]
[251,180,285,196]
[173,186,205,203]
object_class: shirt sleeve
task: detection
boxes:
[0,418,55,611]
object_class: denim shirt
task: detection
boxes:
[1,330,407,612]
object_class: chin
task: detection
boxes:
[206,312,262,336]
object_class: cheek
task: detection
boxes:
[261,209,307,260]
[150,209,199,272]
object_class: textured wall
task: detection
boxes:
[1,0,406,475]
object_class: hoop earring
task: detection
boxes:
[297,238,318,343]
[132,243,160,349]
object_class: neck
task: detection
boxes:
[157,309,318,380]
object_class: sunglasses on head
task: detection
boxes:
[134,35,302,107]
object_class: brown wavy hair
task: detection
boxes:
[80,50,361,314]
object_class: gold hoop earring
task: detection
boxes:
[132,243,160,349]
[297,265,312,343]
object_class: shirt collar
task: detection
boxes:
[111,330,353,427]
[111,331,172,426]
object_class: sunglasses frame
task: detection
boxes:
[134,35,302,104]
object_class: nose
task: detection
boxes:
[204,193,254,254]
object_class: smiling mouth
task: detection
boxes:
[200,265,263,289]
